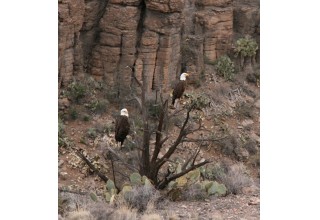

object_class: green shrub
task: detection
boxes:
[185,92,211,110]
[88,99,108,114]
[82,114,90,122]
[234,37,258,58]
[69,108,78,120]
[67,81,87,103]
[203,162,253,194]
[86,128,98,139]
[214,55,235,81]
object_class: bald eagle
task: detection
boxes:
[115,108,130,147]
[172,72,189,106]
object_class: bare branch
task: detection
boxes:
[151,100,168,164]
[158,136,169,147]
[110,156,120,191]
[191,147,201,167]
[72,147,109,183]
[182,136,228,143]
[156,104,196,169]
[157,160,211,189]
[58,188,87,195]
[181,147,201,170]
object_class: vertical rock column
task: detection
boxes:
[136,0,184,97]
[195,0,233,62]
[90,0,142,91]
[58,0,85,86]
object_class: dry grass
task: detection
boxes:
[109,207,137,220]
[165,211,179,220]
[204,161,253,195]
[58,192,114,219]
[218,163,253,194]
[65,210,94,220]
[141,213,162,220]
[235,102,254,119]
[116,185,161,212]
[181,184,208,201]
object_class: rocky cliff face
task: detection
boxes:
[58,0,259,97]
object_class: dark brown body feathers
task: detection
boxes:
[115,115,130,146]
[172,81,186,105]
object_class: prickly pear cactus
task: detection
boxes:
[199,166,206,177]
[106,179,116,191]
[105,179,118,203]
[176,163,182,174]
[207,181,227,196]
[167,181,178,190]
[176,176,188,187]
[202,180,214,191]
[186,168,201,183]
[142,176,152,186]
[89,192,98,202]
[122,185,133,193]
[105,192,112,202]
[130,172,142,185]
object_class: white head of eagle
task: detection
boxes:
[120,108,129,117]
[180,72,189,81]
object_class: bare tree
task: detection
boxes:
[116,62,209,189]
[75,65,215,190]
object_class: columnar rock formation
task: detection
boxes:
[58,0,259,97]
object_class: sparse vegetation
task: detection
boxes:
[213,55,235,81]
[234,37,259,58]
[69,108,78,120]
[88,99,108,114]
[109,207,137,220]
[65,210,95,220]
[118,185,160,212]
[67,81,87,103]
[234,36,259,69]
[104,86,119,104]
[59,117,65,138]
[86,127,98,139]
[82,114,90,122]
[141,213,162,220]
[204,162,253,194]
[184,92,211,110]
[235,102,254,119]
[147,102,162,119]
[59,118,70,147]
[181,183,208,201]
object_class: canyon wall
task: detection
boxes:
[58,0,259,97]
